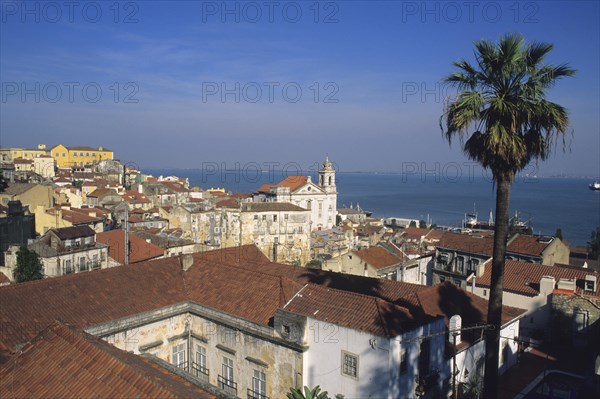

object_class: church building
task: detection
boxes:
[255,158,337,230]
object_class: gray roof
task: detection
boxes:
[51,226,95,240]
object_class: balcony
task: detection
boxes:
[191,362,209,384]
[247,388,269,399]
[218,375,237,396]
[174,360,188,371]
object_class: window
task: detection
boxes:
[63,260,73,275]
[193,345,208,380]
[483,289,487,296]
[282,324,291,337]
[341,351,358,379]
[262,215,266,221]
[254,215,258,220]
[196,345,207,369]
[419,339,431,377]
[284,213,288,220]
[585,280,595,292]
[79,256,86,271]
[456,256,465,273]
[92,254,99,269]
[273,214,277,222]
[251,369,267,398]
[400,348,408,374]
[221,356,234,384]
[172,343,186,369]
[62,153,66,157]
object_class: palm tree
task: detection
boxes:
[287,385,331,399]
[440,33,575,398]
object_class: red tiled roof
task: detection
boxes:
[401,227,432,241]
[407,282,525,327]
[161,181,189,193]
[87,188,114,197]
[215,198,239,209]
[352,247,402,269]
[258,176,308,193]
[0,257,187,352]
[0,244,526,358]
[0,322,215,399]
[437,232,494,256]
[13,157,33,164]
[97,230,165,264]
[507,235,552,257]
[284,284,418,337]
[476,259,600,297]
[60,209,102,224]
[0,273,10,285]
[121,190,151,204]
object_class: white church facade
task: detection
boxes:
[255,158,337,230]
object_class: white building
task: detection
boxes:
[255,158,337,230]
[3,225,109,279]
[470,259,600,341]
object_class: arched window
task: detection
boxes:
[328,176,332,185]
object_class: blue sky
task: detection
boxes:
[1,0,599,176]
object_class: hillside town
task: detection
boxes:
[1,144,599,398]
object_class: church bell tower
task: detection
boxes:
[318,157,336,194]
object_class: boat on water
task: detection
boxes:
[463,205,494,230]
[589,181,600,191]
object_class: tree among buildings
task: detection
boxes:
[441,33,575,398]
[15,245,43,282]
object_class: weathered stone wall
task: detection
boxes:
[551,293,600,350]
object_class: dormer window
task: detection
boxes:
[584,275,597,292]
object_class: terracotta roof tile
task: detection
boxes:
[215,198,239,209]
[507,234,552,257]
[0,257,186,352]
[284,284,419,337]
[0,322,215,399]
[401,227,433,241]
[96,230,165,264]
[437,232,494,256]
[476,259,600,297]
[0,244,526,358]
[121,190,151,204]
[352,247,402,269]
[258,176,308,193]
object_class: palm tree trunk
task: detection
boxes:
[482,176,511,399]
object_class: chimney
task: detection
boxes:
[557,278,576,292]
[181,254,194,271]
[540,275,556,296]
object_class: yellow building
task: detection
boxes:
[0,144,48,162]
[0,183,54,234]
[50,144,113,168]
